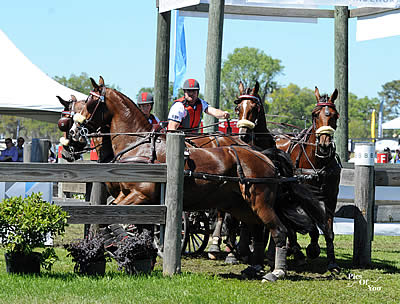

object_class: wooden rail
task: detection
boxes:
[2,141,400,269]
[0,133,184,276]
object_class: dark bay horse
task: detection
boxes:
[66,76,328,281]
[236,83,341,273]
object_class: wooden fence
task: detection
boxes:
[0,133,185,276]
[2,137,400,269]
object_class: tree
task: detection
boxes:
[348,93,380,139]
[54,72,120,95]
[268,84,315,130]
[220,47,283,112]
[378,80,400,121]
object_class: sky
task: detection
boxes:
[1,0,399,104]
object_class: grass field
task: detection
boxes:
[0,225,399,304]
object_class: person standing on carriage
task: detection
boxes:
[137,92,160,126]
[167,78,230,132]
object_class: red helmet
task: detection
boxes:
[137,92,154,105]
[182,79,200,90]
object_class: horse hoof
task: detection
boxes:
[261,269,285,282]
[208,253,217,260]
[208,244,221,253]
[241,264,263,279]
[240,255,249,264]
[328,263,341,274]
[306,243,320,260]
[225,254,239,265]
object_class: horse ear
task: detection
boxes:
[314,86,321,102]
[70,95,77,102]
[239,82,244,95]
[99,76,105,86]
[90,77,99,90]
[329,89,338,103]
[253,81,260,95]
[56,96,71,109]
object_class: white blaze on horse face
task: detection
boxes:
[237,100,256,130]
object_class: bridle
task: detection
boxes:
[234,94,262,146]
[71,87,107,142]
[312,101,338,159]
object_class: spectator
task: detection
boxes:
[384,147,392,163]
[16,137,24,162]
[394,149,400,164]
[0,138,18,162]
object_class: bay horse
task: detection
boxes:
[235,82,341,273]
[58,95,241,260]
[66,76,328,281]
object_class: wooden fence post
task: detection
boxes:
[89,182,108,235]
[353,143,375,266]
[163,133,185,275]
[30,139,50,162]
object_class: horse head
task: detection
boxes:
[312,87,339,159]
[57,95,87,161]
[68,76,111,146]
[234,81,263,143]
[68,76,152,156]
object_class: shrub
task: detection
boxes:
[0,193,68,270]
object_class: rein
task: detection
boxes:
[184,170,298,184]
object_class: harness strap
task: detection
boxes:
[230,147,245,183]
[111,134,152,163]
[184,170,298,184]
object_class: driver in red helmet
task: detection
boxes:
[137,92,160,125]
[167,78,230,132]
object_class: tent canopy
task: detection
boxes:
[382,117,400,130]
[0,30,87,123]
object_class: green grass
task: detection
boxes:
[0,229,399,304]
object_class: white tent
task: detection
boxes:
[382,117,400,130]
[0,30,87,123]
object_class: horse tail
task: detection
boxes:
[261,148,327,235]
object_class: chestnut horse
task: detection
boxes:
[57,95,241,261]
[66,76,328,281]
[236,83,341,273]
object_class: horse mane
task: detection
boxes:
[108,88,152,132]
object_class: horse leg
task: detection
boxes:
[208,210,224,260]
[238,222,251,263]
[224,213,240,265]
[287,229,306,267]
[240,223,266,279]
[325,216,340,273]
[111,191,127,205]
[262,226,287,282]
[306,225,321,259]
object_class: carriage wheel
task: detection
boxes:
[154,211,188,258]
[182,211,210,255]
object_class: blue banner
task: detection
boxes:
[173,11,187,97]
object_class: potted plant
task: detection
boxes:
[111,229,158,275]
[64,232,110,275]
[0,193,68,274]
